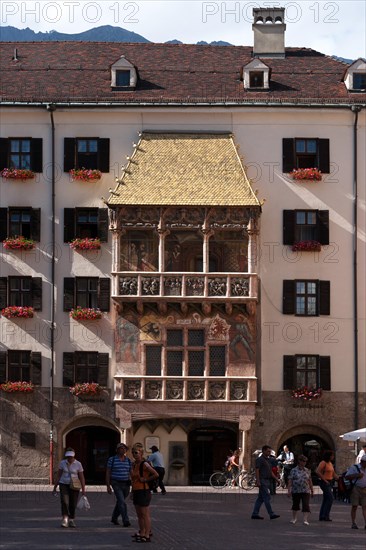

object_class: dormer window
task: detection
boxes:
[343,58,366,92]
[353,73,366,90]
[243,59,270,90]
[111,55,137,89]
[250,71,264,88]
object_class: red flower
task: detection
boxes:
[1,381,34,393]
[292,240,321,252]
[69,382,101,396]
[1,168,35,180]
[1,306,34,318]
[70,307,102,320]
[70,238,101,250]
[291,387,322,401]
[3,237,35,250]
[291,168,322,181]
[69,168,102,182]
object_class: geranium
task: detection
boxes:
[291,168,322,181]
[291,387,322,401]
[3,236,35,250]
[69,382,101,396]
[69,168,102,182]
[292,240,321,252]
[70,307,102,320]
[0,381,34,393]
[1,168,35,180]
[1,306,34,318]
[70,238,101,250]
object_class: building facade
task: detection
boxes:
[0,8,365,484]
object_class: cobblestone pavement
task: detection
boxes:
[0,486,365,550]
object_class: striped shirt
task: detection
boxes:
[107,455,132,481]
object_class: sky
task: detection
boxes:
[1,0,365,59]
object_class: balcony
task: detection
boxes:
[111,272,258,303]
[114,376,257,402]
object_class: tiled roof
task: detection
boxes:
[0,42,364,104]
[107,133,261,207]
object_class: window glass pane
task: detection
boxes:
[307,372,317,386]
[308,356,317,369]
[295,140,305,153]
[78,140,87,152]
[167,351,182,376]
[296,356,306,369]
[88,140,98,152]
[209,346,226,376]
[353,73,366,89]
[308,298,317,315]
[116,70,130,86]
[76,279,88,292]
[296,297,305,314]
[88,279,98,291]
[20,155,31,169]
[167,329,183,346]
[296,282,305,294]
[307,140,317,153]
[188,329,204,346]
[296,372,306,386]
[307,282,316,294]
[21,212,31,223]
[10,212,20,223]
[306,212,317,225]
[296,212,306,225]
[188,351,204,376]
[146,346,162,375]
[10,140,20,152]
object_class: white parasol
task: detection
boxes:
[340,428,366,442]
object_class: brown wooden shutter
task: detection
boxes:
[97,353,109,386]
[64,138,76,172]
[0,278,8,309]
[98,138,110,172]
[283,210,295,245]
[31,139,43,173]
[64,208,76,242]
[319,356,331,390]
[31,352,42,385]
[0,208,8,240]
[98,209,109,242]
[0,138,9,170]
[0,351,7,383]
[282,138,295,172]
[317,210,329,245]
[63,353,75,386]
[283,280,295,314]
[31,208,41,242]
[283,355,296,389]
[319,281,330,315]
[31,278,42,311]
[318,139,330,174]
[63,278,75,311]
[98,278,110,311]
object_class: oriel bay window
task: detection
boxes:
[283,280,330,316]
[283,355,330,390]
[0,276,42,310]
[63,352,109,386]
[0,350,42,384]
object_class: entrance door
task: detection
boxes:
[66,426,119,483]
[189,427,237,485]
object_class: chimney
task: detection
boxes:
[252,7,286,58]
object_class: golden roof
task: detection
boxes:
[107,133,260,207]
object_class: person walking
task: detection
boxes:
[277,445,295,487]
[131,443,159,543]
[53,447,86,528]
[287,454,314,525]
[147,445,167,494]
[106,442,132,527]
[316,450,339,521]
[345,454,366,529]
[251,445,280,520]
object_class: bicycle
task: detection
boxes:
[209,468,255,490]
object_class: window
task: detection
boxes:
[116,70,131,86]
[283,355,330,390]
[0,276,42,310]
[249,71,264,87]
[243,59,270,90]
[282,138,330,173]
[0,207,41,241]
[0,138,43,172]
[63,138,110,172]
[63,277,110,311]
[283,280,330,316]
[0,350,42,384]
[63,208,108,242]
[353,73,366,90]
[63,352,109,386]
[145,328,227,377]
[283,210,329,246]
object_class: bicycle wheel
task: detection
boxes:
[209,471,227,489]
[241,474,256,491]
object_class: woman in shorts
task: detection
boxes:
[131,443,159,542]
[287,454,314,525]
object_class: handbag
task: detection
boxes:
[67,463,82,491]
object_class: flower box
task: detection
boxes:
[69,382,101,396]
[290,168,322,181]
[1,168,35,180]
[70,238,101,251]
[292,240,321,252]
[0,381,34,393]
[291,387,322,401]
[69,168,102,182]
[70,307,102,321]
[3,236,35,250]
[1,306,34,318]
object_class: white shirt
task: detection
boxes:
[356,450,366,464]
[58,459,83,485]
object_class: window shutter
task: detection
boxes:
[283,280,295,314]
[64,138,76,172]
[319,281,330,315]
[98,139,110,173]
[63,353,75,386]
[31,278,42,311]
[0,138,9,170]
[283,355,296,389]
[97,353,109,386]
[98,278,111,311]
[98,209,109,242]
[0,278,8,309]
[31,208,41,242]
[64,208,76,242]
[318,139,330,173]
[0,208,8,241]
[30,352,42,385]
[317,210,329,245]
[63,278,75,311]
[319,356,331,390]
[0,351,7,383]
[282,138,295,173]
[31,139,43,173]
[283,210,295,245]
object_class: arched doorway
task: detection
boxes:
[189,423,237,485]
[66,426,120,483]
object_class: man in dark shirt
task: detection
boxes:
[251,445,280,520]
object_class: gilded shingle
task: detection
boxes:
[107,133,260,207]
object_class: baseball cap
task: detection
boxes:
[65,450,75,457]
[116,443,128,451]
[150,445,159,452]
